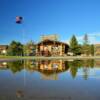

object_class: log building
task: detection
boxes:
[0,45,8,55]
[36,39,69,56]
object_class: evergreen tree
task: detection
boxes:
[70,35,80,55]
[83,34,89,45]
[82,34,91,56]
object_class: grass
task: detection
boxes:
[0,55,100,60]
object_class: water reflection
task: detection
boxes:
[16,90,24,98]
[68,60,95,79]
[0,59,100,100]
[0,59,99,80]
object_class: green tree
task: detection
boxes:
[82,44,90,56]
[77,44,82,55]
[24,40,36,56]
[83,34,89,45]
[82,34,91,56]
[90,44,94,56]
[70,35,81,55]
[7,41,23,56]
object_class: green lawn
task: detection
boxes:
[0,55,100,60]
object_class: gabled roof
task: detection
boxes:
[0,45,8,49]
[37,39,69,46]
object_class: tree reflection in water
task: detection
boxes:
[0,59,95,80]
[7,60,24,73]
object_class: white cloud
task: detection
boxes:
[61,39,70,44]
[88,32,100,37]
[61,32,100,45]
[76,32,100,44]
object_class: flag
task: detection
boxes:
[16,16,23,24]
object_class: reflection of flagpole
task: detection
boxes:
[22,23,26,87]
[22,26,26,87]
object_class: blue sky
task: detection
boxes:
[0,0,100,44]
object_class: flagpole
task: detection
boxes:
[16,16,26,86]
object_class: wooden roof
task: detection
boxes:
[0,45,8,49]
[37,39,69,46]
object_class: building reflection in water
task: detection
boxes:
[25,60,69,80]
[0,61,7,69]
[37,60,69,80]
[0,59,99,80]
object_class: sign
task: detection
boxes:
[41,34,59,41]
